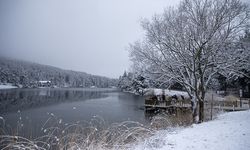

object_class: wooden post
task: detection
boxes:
[210,93,213,120]
[239,89,242,108]
[240,97,242,108]
[248,99,250,108]
[233,105,235,111]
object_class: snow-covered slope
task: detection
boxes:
[135,110,250,150]
[0,57,117,88]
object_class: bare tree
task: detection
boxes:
[129,0,250,123]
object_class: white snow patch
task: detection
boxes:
[134,110,250,150]
[0,84,18,89]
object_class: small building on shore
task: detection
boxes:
[38,80,51,87]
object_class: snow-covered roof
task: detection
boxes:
[144,88,189,98]
[38,81,51,83]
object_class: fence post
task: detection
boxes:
[249,99,250,108]
[240,97,242,108]
[239,89,242,108]
[210,93,213,120]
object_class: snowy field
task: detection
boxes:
[134,110,250,150]
[0,84,17,89]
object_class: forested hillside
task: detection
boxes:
[0,57,117,88]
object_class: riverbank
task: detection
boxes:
[134,110,250,150]
[1,109,249,149]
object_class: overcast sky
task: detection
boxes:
[0,0,180,78]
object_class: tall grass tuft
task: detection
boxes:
[0,115,155,150]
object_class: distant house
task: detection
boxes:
[38,80,51,87]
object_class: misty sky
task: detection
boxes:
[0,0,180,78]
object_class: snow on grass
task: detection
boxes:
[0,84,17,89]
[0,115,154,150]
[134,110,250,150]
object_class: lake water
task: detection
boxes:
[0,88,147,138]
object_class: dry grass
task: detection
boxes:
[0,115,155,150]
[224,95,239,102]
[150,110,193,130]
[204,92,234,121]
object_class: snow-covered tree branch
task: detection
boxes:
[129,0,250,123]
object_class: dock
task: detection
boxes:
[144,90,250,113]
[144,104,191,109]
[144,93,192,112]
[144,104,192,114]
[144,99,250,112]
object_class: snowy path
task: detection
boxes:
[135,110,250,150]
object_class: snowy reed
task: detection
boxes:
[0,115,155,150]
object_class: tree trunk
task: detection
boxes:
[191,95,205,123]
[198,100,204,123]
[191,96,199,123]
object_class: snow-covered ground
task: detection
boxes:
[135,110,250,150]
[0,84,17,89]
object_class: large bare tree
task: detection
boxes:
[129,0,250,123]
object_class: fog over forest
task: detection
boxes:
[0,0,179,78]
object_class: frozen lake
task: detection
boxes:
[0,88,147,137]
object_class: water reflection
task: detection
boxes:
[117,92,145,111]
[0,88,146,138]
[0,88,113,114]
